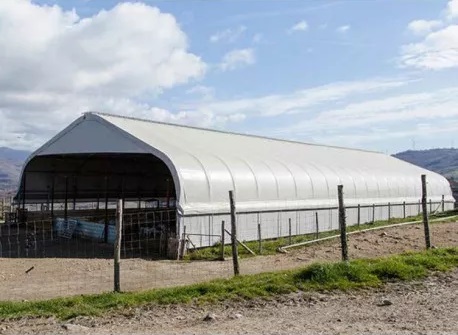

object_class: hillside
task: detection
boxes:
[393,148,458,180]
[0,147,31,197]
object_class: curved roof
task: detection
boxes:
[24,112,454,215]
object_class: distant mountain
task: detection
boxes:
[393,148,458,179]
[0,147,31,197]
[0,147,30,162]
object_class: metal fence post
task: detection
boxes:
[441,195,445,212]
[403,201,406,219]
[421,175,431,249]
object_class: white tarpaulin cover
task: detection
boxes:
[26,112,454,216]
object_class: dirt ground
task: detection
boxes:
[2,268,458,335]
[0,221,457,335]
[0,221,457,301]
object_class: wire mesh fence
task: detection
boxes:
[0,192,456,301]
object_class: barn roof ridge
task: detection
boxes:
[85,111,381,155]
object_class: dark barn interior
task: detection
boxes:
[4,153,178,258]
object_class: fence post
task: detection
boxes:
[429,199,432,213]
[338,185,349,261]
[114,199,123,293]
[372,204,375,224]
[220,221,225,261]
[315,212,319,239]
[388,202,391,222]
[421,175,431,249]
[441,195,445,212]
[288,218,292,245]
[357,204,361,229]
[403,201,406,219]
[257,221,262,255]
[179,225,187,260]
[229,190,240,276]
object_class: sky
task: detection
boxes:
[0,0,458,154]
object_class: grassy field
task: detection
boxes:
[0,247,457,320]
[185,210,458,261]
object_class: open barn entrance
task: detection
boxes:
[8,153,177,258]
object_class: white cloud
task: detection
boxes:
[183,78,409,117]
[407,20,442,35]
[219,48,256,71]
[287,20,308,34]
[185,85,215,100]
[336,25,350,33]
[283,88,458,134]
[0,0,207,149]
[209,25,246,43]
[447,0,458,19]
[400,25,458,69]
[401,0,458,70]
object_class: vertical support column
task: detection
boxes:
[229,190,239,276]
[72,176,77,211]
[114,199,123,293]
[64,176,68,222]
[403,201,406,219]
[104,176,109,244]
[441,195,445,212]
[421,175,431,249]
[338,185,349,262]
[21,173,27,224]
[50,175,55,220]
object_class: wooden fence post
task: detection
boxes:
[357,204,361,229]
[288,218,292,245]
[220,221,225,261]
[372,204,375,224]
[315,212,319,239]
[338,185,349,261]
[421,175,431,249]
[229,191,240,276]
[114,199,123,293]
[388,202,391,222]
[257,221,262,255]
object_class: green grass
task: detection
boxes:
[185,210,458,260]
[0,247,457,320]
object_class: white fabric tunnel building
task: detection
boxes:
[16,112,455,257]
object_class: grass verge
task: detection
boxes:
[185,209,458,260]
[0,247,457,320]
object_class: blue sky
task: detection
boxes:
[1,0,458,153]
